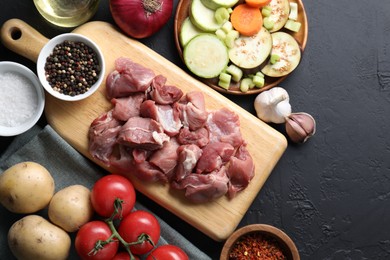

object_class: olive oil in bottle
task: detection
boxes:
[33,0,100,28]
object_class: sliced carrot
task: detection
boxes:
[230,4,263,36]
[245,0,272,8]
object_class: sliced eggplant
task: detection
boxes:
[228,27,272,69]
[261,32,301,77]
[266,0,290,32]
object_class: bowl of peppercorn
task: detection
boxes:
[37,33,105,101]
[220,224,300,260]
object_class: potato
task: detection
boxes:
[0,161,55,213]
[8,215,71,260]
[48,184,94,232]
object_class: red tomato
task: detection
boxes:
[75,221,119,260]
[112,251,140,260]
[91,174,136,219]
[118,210,161,255]
[146,245,189,260]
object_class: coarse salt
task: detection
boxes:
[0,71,39,127]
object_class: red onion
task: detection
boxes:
[110,0,173,39]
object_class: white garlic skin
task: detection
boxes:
[254,87,292,124]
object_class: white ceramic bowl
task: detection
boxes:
[36,33,105,101]
[0,62,45,136]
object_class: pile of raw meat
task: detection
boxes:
[88,57,255,203]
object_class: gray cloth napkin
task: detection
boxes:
[0,125,211,260]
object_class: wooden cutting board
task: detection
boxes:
[1,19,287,241]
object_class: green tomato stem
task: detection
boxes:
[91,199,157,260]
[107,198,125,221]
[105,219,129,246]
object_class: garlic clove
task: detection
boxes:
[275,100,292,123]
[285,112,316,143]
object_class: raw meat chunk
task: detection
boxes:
[174,144,203,181]
[175,91,208,130]
[196,142,235,174]
[149,138,180,178]
[117,116,169,150]
[149,74,183,104]
[177,127,209,148]
[172,167,229,203]
[130,159,167,182]
[88,110,122,164]
[227,144,255,198]
[140,100,182,136]
[106,57,155,99]
[111,93,146,121]
[110,146,167,182]
[206,107,244,147]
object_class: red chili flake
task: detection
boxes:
[229,232,287,260]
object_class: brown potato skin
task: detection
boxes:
[48,184,94,232]
[0,161,55,213]
[8,215,71,260]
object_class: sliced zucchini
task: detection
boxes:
[213,0,239,8]
[261,32,301,77]
[183,34,229,79]
[266,0,290,32]
[201,0,239,10]
[180,17,204,47]
[228,27,272,69]
[190,0,221,32]
[200,0,220,10]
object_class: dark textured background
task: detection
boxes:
[1,0,390,259]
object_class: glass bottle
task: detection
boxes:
[33,0,100,28]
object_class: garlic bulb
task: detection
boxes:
[254,87,292,124]
[285,112,316,143]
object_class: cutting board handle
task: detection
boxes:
[1,19,49,63]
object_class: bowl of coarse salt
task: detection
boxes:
[0,62,45,136]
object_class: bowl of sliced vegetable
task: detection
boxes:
[220,224,300,260]
[174,0,308,95]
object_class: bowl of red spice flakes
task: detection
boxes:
[37,33,105,101]
[220,224,300,260]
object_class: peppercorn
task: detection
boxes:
[44,40,101,97]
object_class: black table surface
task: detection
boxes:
[1,1,390,259]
